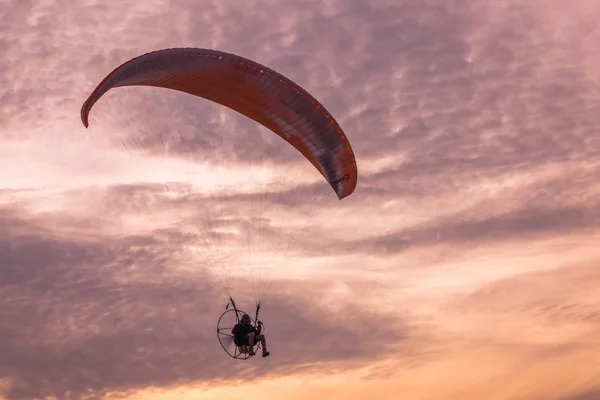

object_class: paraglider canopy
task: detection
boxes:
[81,47,357,200]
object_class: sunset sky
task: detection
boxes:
[2,0,600,399]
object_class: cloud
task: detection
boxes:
[311,157,600,258]
[446,257,600,328]
[75,162,599,266]
[316,199,600,259]
[0,207,413,399]
[4,0,600,211]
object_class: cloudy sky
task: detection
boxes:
[2,0,600,399]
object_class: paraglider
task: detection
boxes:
[80,47,357,359]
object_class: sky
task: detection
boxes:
[1,0,600,399]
